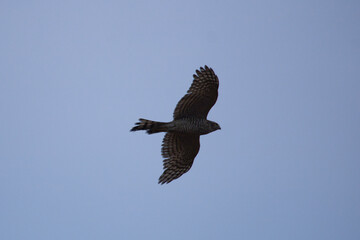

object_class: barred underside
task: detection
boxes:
[159,132,200,184]
[173,65,219,120]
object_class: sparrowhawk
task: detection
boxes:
[131,65,220,184]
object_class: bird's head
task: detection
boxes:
[209,121,221,132]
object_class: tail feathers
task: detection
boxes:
[130,118,168,134]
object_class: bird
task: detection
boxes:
[131,65,220,184]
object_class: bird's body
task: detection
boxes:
[132,117,219,135]
[131,66,220,184]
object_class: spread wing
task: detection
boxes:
[159,133,200,184]
[173,65,219,120]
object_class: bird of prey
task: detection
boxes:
[131,65,220,184]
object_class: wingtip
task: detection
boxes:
[199,65,212,72]
[158,175,171,185]
[158,179,167,185]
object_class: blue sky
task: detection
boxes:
[1,1,359,239]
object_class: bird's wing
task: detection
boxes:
[173,65,219,120]
[159,133,200,184]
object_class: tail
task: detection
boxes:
[130,118,168,134]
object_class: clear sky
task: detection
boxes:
[1,1,359,239]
